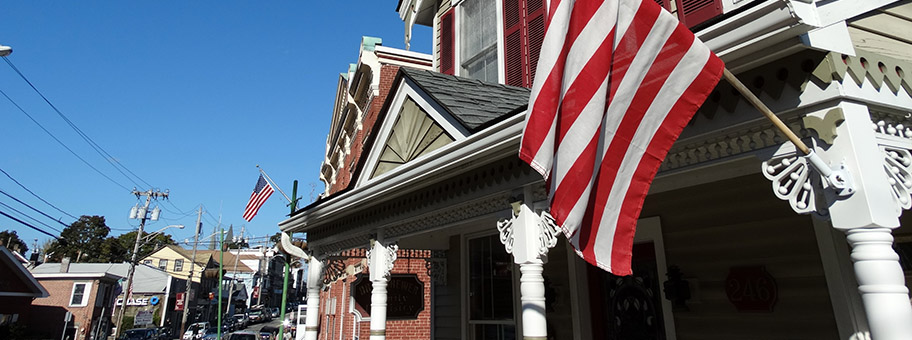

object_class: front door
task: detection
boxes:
[588,241,667,340]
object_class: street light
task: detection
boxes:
[0,45,12,57]
[139,224,185,247]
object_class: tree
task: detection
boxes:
[116,230,177,261]
[47,215,110,262]
[0,230,28,253]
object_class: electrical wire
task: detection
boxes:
[0,167,79,220]
[0,209,61,240]
[0,188,69,229]
[3,56,154,190]
[0,200,63,233]
[0,88,132,192]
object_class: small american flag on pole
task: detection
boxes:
[520,0,723,275]
[243,175,275,222]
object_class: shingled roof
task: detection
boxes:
[399,67,530,132]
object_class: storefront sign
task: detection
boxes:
[134,310,153,325]
[116,297,154,306]
[725,265,778,312]
[352,274,424,319]
[175,292,185,311]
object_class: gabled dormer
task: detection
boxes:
[354,67,530,187]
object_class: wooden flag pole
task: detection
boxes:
[722,68,810,155]
[722,68,854,195]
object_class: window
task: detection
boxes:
[69,282,92,307]
[460,0,499,82]
[158,259,168,270]
[174,259,184,272]
[467,234,515,339]
[143,259,152,265]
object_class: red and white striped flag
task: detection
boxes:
[243,175,274,222]
[519,0,723,275]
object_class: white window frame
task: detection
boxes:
[159,259,168,270]
[69,281,93,307]
[452,0,505,83]
[462,230,518,340]
[174,259,184,272]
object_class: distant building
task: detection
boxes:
[29,259,121,340]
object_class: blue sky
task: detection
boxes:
[0,1,431,254]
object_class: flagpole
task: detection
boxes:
[722,68,809,155]
[256,165,293,204]
[722,68,853,194]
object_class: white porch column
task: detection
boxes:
[303,256,324,340]
[498,202,561,340]
[765,102,912,340]
[367,236,398,340]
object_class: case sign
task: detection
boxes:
[352,274,424,319]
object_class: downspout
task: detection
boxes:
[279,232,310,261]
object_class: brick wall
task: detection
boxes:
[327,65,402,195]
[31,278,103,340]
[314,248,432,340]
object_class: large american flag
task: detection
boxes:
[243,175,275,222]
[519,0,723,275]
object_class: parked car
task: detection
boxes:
[247,309,266,323]
[183,322,210,340]
[121,328,159,340]
[226,331,260,340]
[200,327,227,340]
[269,307,279,318]
[233,314,249,329]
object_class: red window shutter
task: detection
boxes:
[653,0,671,11]
[678,0,722,28]
[503,0,524,87]
[525,0,545,87]
[440,9,455,75]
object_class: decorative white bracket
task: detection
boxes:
[367,240,398,282]
[497,203,561,264]
[763,142,855,217]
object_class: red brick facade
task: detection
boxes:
[30,277,113,340]
[327,64,402,195]
[315,249,432,340]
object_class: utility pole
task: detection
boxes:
[113,189,168,337]
[180,205,203,336]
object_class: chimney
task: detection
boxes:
[60,257,71,273]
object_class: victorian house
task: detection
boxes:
[280,1,912,339]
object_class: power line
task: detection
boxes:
[0,188,69,229]
[0,167,78,220]
[0,88,132,191]
[0,200,63,233]
[0,209,61,241]
[3,56,154,190]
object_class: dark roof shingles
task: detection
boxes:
[400,68,530,132]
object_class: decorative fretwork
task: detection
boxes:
[538,211,561,257]
[498,207,562,260]
[761,151,828,217]
[367,242,399,281]
[872,112,912,212]
[322,257,347,286]
[880,145,912,210]
[498,210,516,254]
